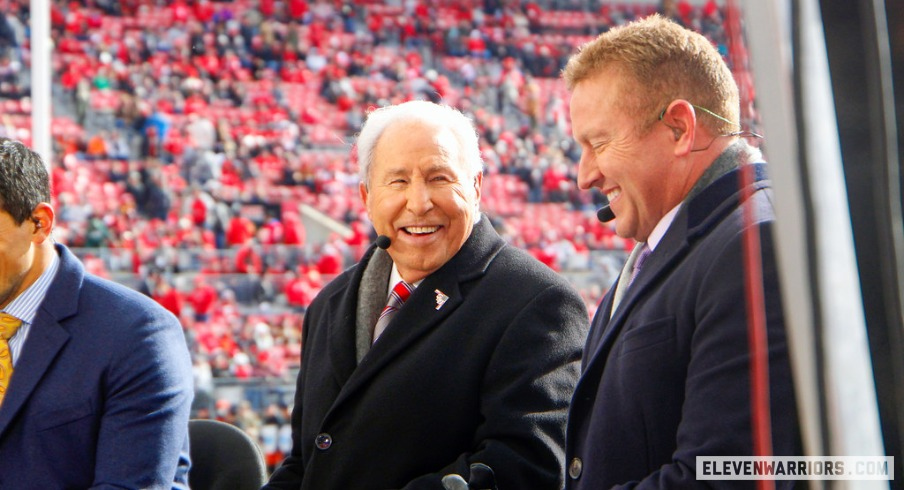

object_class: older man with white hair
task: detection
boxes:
[265,100,589,490]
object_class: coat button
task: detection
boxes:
[568,457,583,479]
[314,433,332,450]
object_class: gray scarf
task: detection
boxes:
[355,248,393,362]
[685,139,763,203]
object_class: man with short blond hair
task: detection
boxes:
[563,15,801,489]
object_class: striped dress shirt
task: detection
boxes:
[2,252,60,365]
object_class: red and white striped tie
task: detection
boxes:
[373,281,413,343]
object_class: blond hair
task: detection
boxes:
[562,14,739,136]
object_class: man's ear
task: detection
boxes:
[659,100,697,156]
[359,181,375,225]
[359,182,369,208]
[30,202,55,242]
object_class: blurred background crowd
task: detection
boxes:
[0,0,755,471]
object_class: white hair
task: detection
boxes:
[355,101,484,188]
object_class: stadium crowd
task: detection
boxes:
[0,0,753,470]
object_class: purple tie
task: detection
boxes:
[373,281,413,343]
[628,244,652,287]
[611,243,652,317]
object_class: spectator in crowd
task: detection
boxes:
[260,402,292,472]
[192,354,215,411]
[562,15,800,488]
[152,273,184,318]
[187,273,218,321]
[282,268,318,312]
[0,138,193,488]
[264,101,589,489]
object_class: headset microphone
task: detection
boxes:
[596,204,615,223]
[375,235,392,250]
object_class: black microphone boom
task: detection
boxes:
[376,235,392,249]
[596,204,615,223]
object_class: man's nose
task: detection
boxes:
[405,180,434,215]
[576,152,602,190]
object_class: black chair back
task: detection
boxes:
[188,419,268,490]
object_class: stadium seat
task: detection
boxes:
[188,419,269,490]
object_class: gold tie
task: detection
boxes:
[0,313,22,406]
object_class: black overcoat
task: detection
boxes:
[267,218,589,489]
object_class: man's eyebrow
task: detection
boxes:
[379,167,409,179]
[424,163,457,174]
[574,128,593,145]
[581,125,610,144]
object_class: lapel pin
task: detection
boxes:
[434,289,449,310]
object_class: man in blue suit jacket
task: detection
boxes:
[0,138,194,489]
[562,15,801,488]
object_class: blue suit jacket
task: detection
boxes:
[566,164,801,489]
[0,245,193,489]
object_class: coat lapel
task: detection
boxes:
[0,319,70,438]
[0,245,78,438]
[330,218,504,410]
[587,226,690,366]
[352,278,464,378]
[583,164,770,370]
[324,246,383,387]
[324,285,359,388]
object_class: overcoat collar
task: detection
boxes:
[585,161,771,368]
[323,217,505,408]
